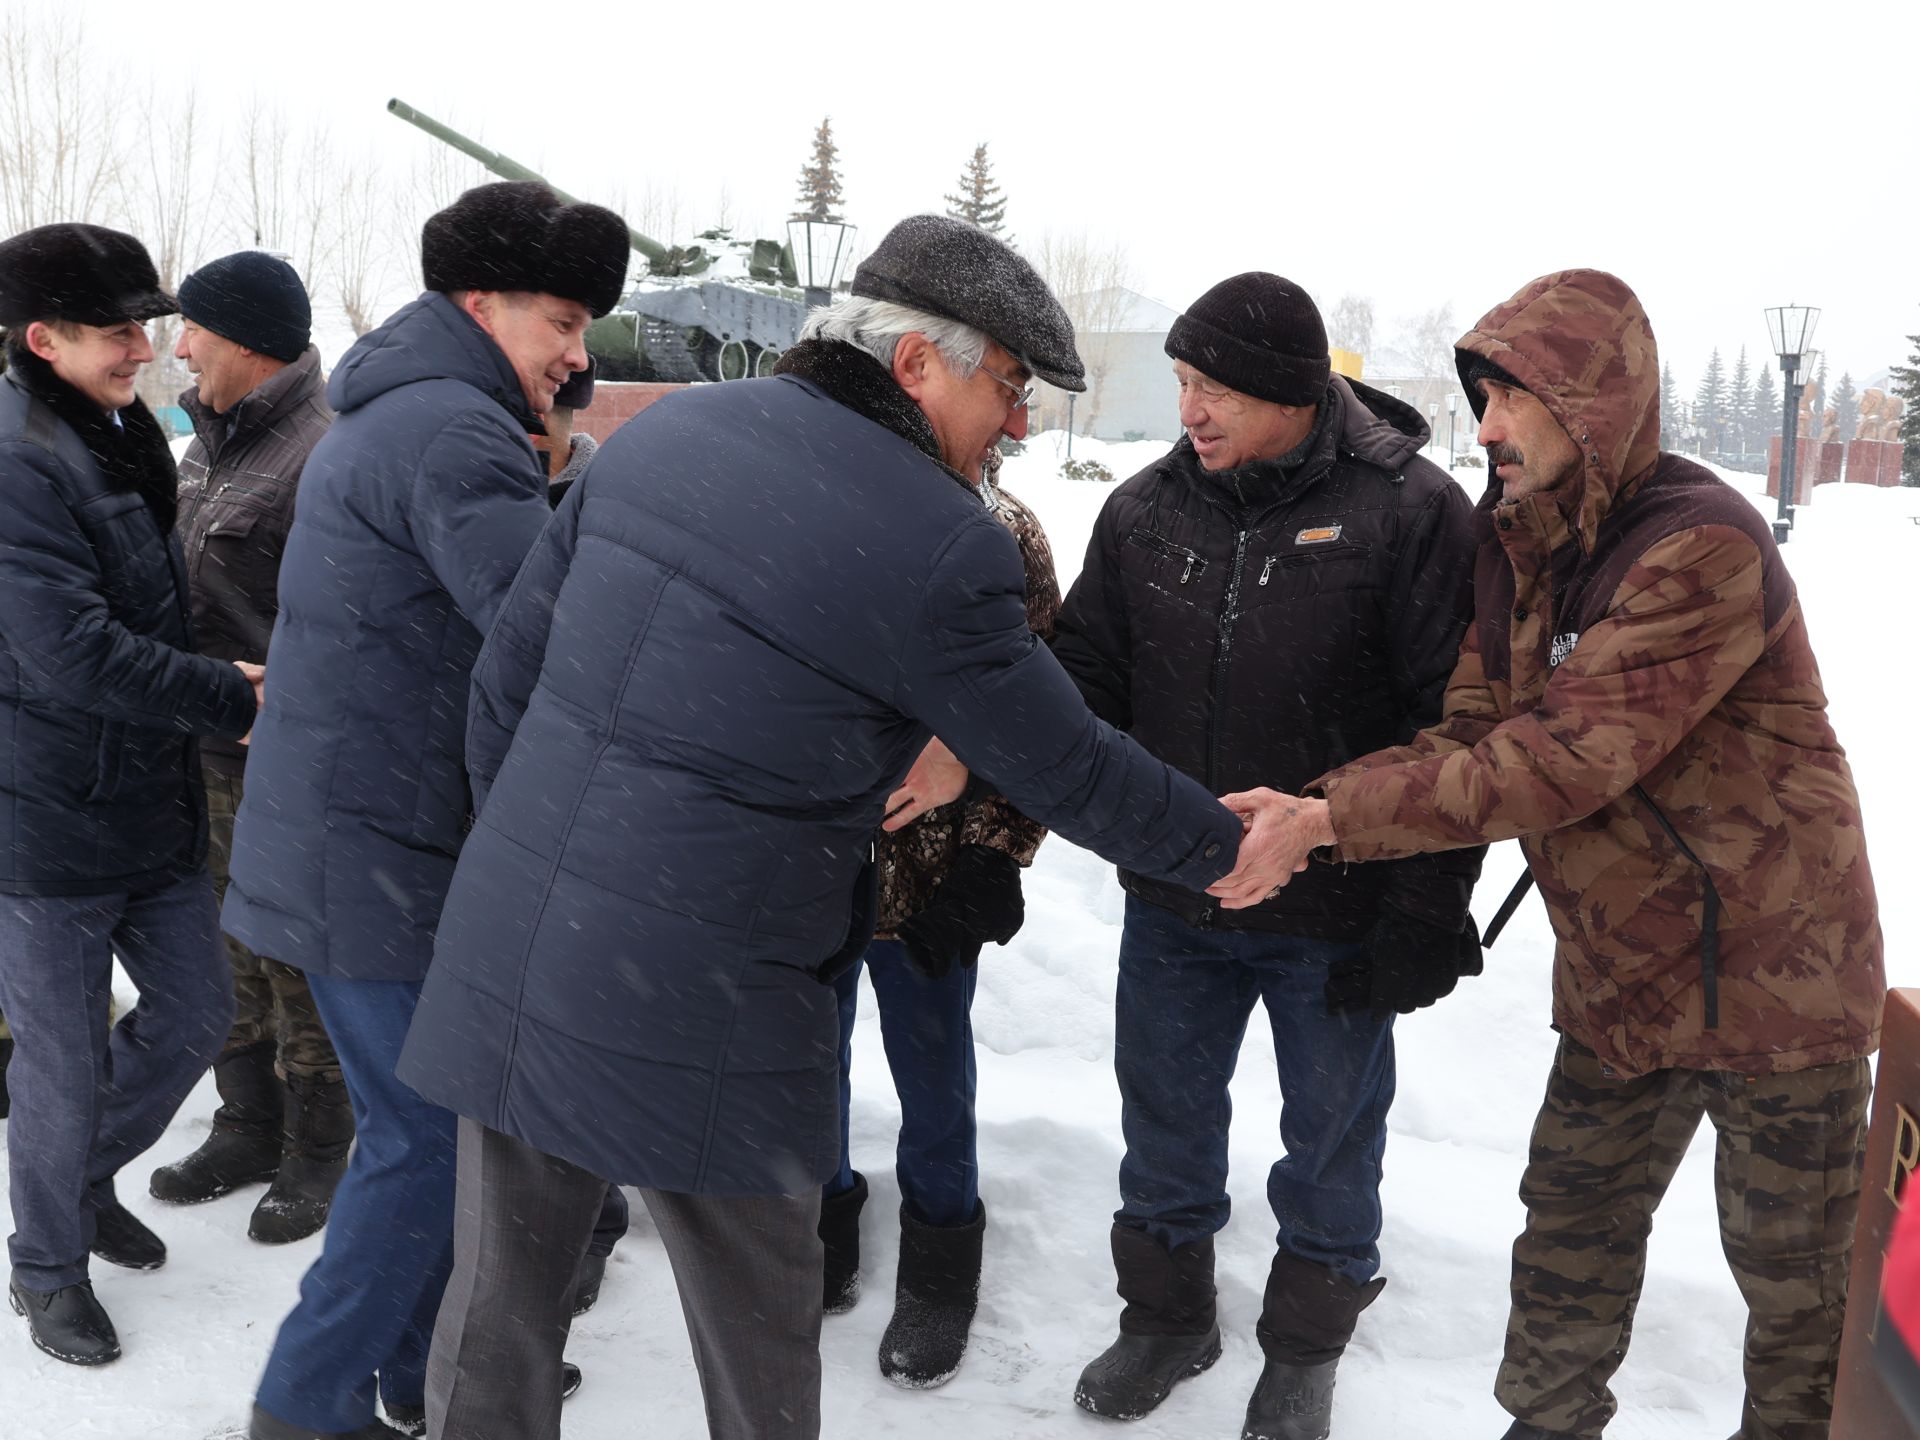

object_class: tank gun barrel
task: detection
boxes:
[386,98,669,268]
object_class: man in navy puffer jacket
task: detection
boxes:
[0,223,260,1368]
[399,216,1246,1440]
[223,182,629,1440]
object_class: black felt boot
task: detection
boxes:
[249,1071,354,1244]
[1240,1251,1384,1440]
[149,1040,282,1204]
[1074,1225,1221,1420]
[878,1200,984,1389]
[819,1171,868,1314]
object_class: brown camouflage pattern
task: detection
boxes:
[1499,1037,1868,1438]
[203,764,341,1081]
[875,475,1059,935]
[1316,269,1884,1078]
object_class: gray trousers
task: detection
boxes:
[427,1118,823,1440]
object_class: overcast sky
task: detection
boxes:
[78,0,1920,395]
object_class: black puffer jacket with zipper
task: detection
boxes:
[1051,375,1483,937]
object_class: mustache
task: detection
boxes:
[1486,443,1525,468]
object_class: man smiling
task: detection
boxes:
[222,182,628,1440]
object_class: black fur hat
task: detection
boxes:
[421,182,630,319]
[0,223,177,328]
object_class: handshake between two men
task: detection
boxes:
[882,738,1331,909]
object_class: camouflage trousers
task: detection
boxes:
[1499,1036,1870,1440]
[204,764,341,1082]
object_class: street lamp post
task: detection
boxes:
[1763,303,1820,545]
[1446,392,1458,470]
[1428,402,1438,458]
[787,219,857,312]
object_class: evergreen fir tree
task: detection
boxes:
[1658,362,1677,449]
[944,143,1009,237]
[1694,348,1727,456]
[1730,347,1751,454]
[791,117,846,224]
[1752,363,1778,446]
[1891,325,1920,485]
[1832,371,1858,444]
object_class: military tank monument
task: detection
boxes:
[388,99,856,383]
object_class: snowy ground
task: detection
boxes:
[2,433,1915,1438]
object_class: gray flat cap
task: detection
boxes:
[852,215,1086,393]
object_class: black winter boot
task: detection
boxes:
[878,1200,985,1389]
[9,1278,120,1365]
[572,1250,607,1316]
[819,1171,868,1314]
[149,1040,282,1204]
[1241,1251,1385,1440]
[1499,1423,1574,1439]
[1074,1225,1221,1420]
[248,1403,409,1438]
[0,1034,12,1120]
[249,1071,354,1244]
[381,1362,581,1436]
[90,1199,167,1270]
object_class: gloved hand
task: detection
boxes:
[896,845,1025,981]
[1326,905,1483,1016]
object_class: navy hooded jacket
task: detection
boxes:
[395,342,1243,1195]
[0,351,257,895]
[222,293,550,979]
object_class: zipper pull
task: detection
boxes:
[1180,555,1195,584]
[1258,556,1275,586]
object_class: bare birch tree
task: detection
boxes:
[1032,229,1137,436]
[0,8,126,236]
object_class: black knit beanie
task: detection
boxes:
[178,251,311,362]
[1457,354,1528,421]
[1164,272,1329,406]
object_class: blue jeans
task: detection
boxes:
[828,938,980,1227]
[0,871,232,1290]
[254,974,456,1433]
[1114,897,1395,1285]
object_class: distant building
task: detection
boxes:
[1031,287,1182,444]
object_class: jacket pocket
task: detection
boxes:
[85,718,121,804]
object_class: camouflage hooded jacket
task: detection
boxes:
[1315,269,1883,1078]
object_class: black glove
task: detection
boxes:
[1326,905,1484,1016]
[896,845,1025,981]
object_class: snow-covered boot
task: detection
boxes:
[1242,1251,1384,1440]
[1075,1225,1221,1419]
[819,1171,867,1314]
[149,1040,282,1204]
[249,1071,353,1244]
[878,1200,984,1389]
[1241,1358,1339,1440]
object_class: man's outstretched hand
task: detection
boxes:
[1207,789,1335,909]
[882,737,970,832]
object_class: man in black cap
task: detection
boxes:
[221,182,629,1440]
[394,213,1246,1440]
[0,222,262,1367]
[144,252,352,1248]
[1048,273,1483,1439]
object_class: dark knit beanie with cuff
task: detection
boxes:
[1457,354,1529,421]
[422,181,631,319]
[179,251,311,363]
[1164,272,1329,406]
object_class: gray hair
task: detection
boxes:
[799,295,988,380]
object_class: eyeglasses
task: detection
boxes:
[976,360,1034,412]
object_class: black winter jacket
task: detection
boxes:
[1052,375,1483,937]
[175,346,333,775]
[0,344,258,895]
[396,341,1242,1195]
